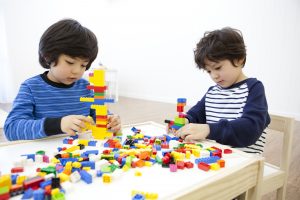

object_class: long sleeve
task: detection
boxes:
[4,82,47,140]
[186,95,207,124]
[208,81,270,147]
[4,73,93,141]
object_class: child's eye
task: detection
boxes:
[66,60,74,65]
[215,66,222,70]
[206,70,211,74]
[81,64,87,68]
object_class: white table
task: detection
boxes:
[0,121,263,200]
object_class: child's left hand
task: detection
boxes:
[107,114,121,133]
[175,123,210,142]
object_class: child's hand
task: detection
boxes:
[175,123,210,142]
[61,115,94,135]
[107,114,121,133]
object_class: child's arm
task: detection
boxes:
[207,81,270,147]
[4,83,48,140]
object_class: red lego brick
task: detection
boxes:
[224,149,233,154]
[198,162,210,171]
[11,167,24,173]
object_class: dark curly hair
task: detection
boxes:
[194,27,246,70]
[39,19,98,70]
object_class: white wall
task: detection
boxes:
[0,0,300,119]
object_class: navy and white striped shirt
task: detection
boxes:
[186,78,270,154]
[4,72,94,141]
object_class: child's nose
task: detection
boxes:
[72,65,82,74]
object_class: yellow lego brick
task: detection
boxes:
[64,145,80,153]
[51,188,60,195]
[80,97,94,102]
[96,120,107,126]
[78,139,89,146]
[144,161,153,167]
[82,167,91,171]
[37,172,47,177]
[192,149,201,158]
[0,175,12,188]
[122,165,130,172]
[210,163,221,170]
[58,173,70,182]
[51,157,60,164]
[72,162,81,168]
[16,175,27,185]
[185,151,191,159]
[92,126,112,140]
[103,174,112,183]
[134,170,142,176]
[92,69,105,86]
[91,105,108,115]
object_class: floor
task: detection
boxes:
[1,96,299,200]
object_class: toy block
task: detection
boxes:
[134,170,142,176]
[11,167,24,173]
[0,192,9,200]
[79,170,92,184]
[198,162,210,171]
[23,176,44,190]
[224,149,233,154]
[217,159,225,168]
[32,188,44,200]
[52,192,65,200]
[70,171,81,183]
[210,163,220,170]
[102,174,112,183]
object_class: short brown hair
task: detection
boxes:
[194,27,246,70]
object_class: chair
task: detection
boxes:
[261,114,295,199]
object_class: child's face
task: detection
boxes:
[47,54,89,85]
[204,59,246,88]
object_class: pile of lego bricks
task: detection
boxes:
[0,127,232,200]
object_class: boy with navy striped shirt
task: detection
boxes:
[4,19,121,141]
[176,27,270,154]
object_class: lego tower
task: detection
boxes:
[165,98,187,131]
[80,69,114,139]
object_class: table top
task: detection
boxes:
[0,121,263,200]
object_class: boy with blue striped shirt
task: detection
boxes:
[4,19,121,141]
[176,27,270,154]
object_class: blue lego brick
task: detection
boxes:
[21,154,35,161]
[81,161,96,169]
[88,141,97,146]
[96,170,103,177]
[33,188,44,200]
[11,174,18,184]
[131,127,140,133]
[194,156,220,164]
[79,170,92,184]
[70,135,78,140]
[154,144,161,151]
[83,150,99,156]
[40,180,52,189]
[171,124,182,130]
[22,188,34,199]
[132,194,145,200]
[177,98,187,103]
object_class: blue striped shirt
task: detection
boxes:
[4,72,94,141]
[186,78,270,154]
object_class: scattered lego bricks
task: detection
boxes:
[0,126,232,199]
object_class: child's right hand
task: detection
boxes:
[175,123,210,142]
[61,115,94,135]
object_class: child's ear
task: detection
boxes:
[235,58,245,67]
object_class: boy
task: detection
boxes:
[176,27,270,154]
[4,19,121,141]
